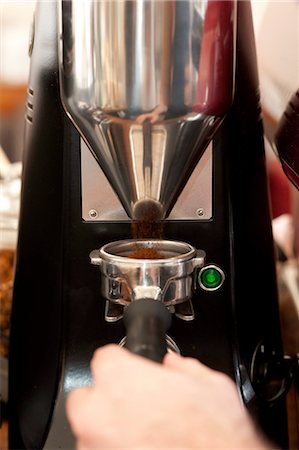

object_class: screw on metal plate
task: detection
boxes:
[196,208,204,217]
[89,209,98,219]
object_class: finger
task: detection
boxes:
[77,438,105,450]
[164,353,242,408]
[90,344,127,382]
[90,344,162,384]
[163,352,216,378]
[77,439,90,450]
[66,386,90,421]
[66,386,94,437]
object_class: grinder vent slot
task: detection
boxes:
[26,87,34,123]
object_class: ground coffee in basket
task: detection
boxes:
[129,247,162,259]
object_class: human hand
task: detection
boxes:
[66,345,272,449]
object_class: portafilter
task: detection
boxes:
[90,240,205,361]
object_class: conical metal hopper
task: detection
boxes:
[59,0,236,220]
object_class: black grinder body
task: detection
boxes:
[9,1,288,449]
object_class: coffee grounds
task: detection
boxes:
[130,220,164,258]
[131,219,164,239]
[131,200,164,240]
[131,220,164,258]
[130,203,165,259]
[129,247,163,259]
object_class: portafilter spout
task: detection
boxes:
[59,0,236,220]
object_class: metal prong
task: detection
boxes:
[105,301,124,323]
[174,300,195,321]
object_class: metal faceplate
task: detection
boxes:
[81,139,212,221]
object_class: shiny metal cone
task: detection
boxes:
[59,0,236,220]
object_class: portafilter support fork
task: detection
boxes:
[59,0,236,221]
[90,240,205,362]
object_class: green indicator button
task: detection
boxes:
[199,265,225,291]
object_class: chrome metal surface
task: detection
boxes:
[105,301,124,323]
[81,139,213,221]
[174,300,195,321]
[90,239,205,306]
[60,0,236,219]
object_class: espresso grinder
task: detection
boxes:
[9,1,293,448]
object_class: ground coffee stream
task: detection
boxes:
[130,209,164,259]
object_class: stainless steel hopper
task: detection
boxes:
[59,0,236,220]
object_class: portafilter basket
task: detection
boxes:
[90,239,205,362]
[90,239,205,304]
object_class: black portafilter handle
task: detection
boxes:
[123,298,172,363]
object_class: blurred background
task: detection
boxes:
[0,0,36,163]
